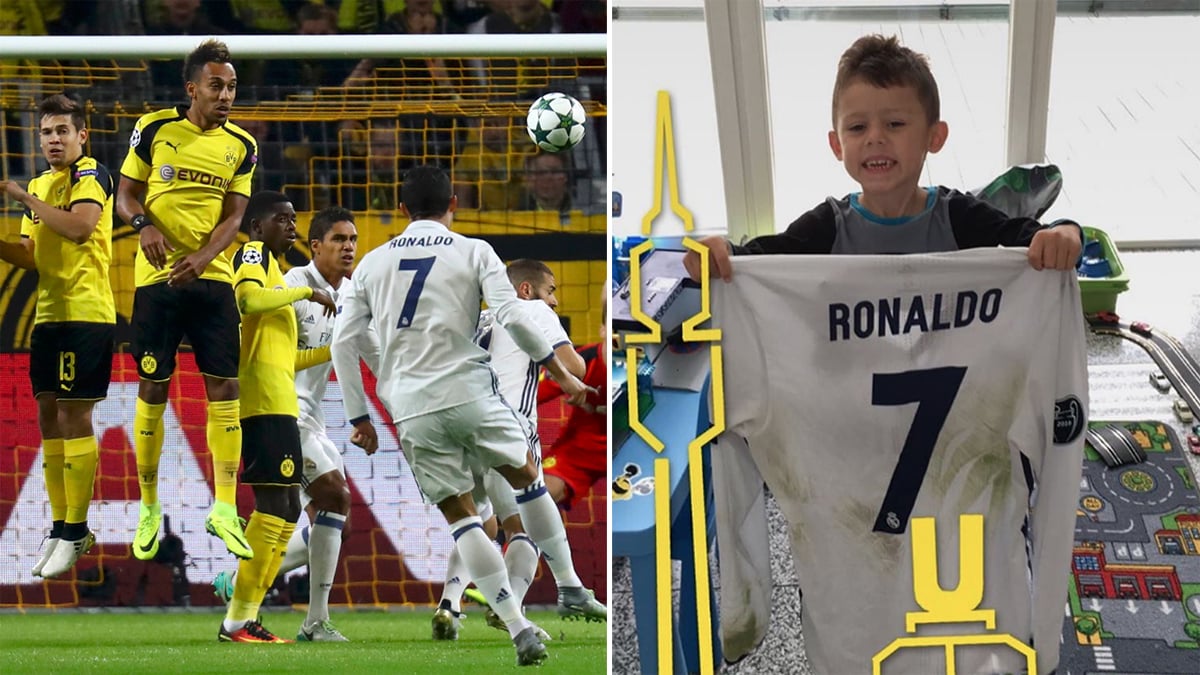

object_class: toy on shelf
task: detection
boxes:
[1075,226,1130,314]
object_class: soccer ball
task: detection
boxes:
[526,92,586,153]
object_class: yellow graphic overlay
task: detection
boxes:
[625,239,662,345]
[624,237,663,453]
[681,238,719,342]
[871,515,1037,675]
[686,341,722,675]
[654,456,673,674]
[641,90,695,236]
[624,346,664,454]
[624,89,720,675]
[908,514,992,631]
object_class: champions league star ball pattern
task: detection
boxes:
[526,92,586,152]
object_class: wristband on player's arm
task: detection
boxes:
[131,214,154,232]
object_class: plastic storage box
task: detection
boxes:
[1077,226,1129,314]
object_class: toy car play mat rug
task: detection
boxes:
[1059,421,1200,674]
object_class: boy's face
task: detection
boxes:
[828,79,947,202]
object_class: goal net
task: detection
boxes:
[0,33,607,610]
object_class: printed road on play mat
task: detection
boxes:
[1060,420,1200,674]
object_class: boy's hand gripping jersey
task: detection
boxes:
[711,248,1088,675]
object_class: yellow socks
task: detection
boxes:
[227,511,285,623]
[134,399,166,506]
[207,399,241,507]
[263,520,297,593]
[42,438,67,525]
[62,436,98,525]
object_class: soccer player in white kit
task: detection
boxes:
[433,259,607,641]
[331,166,594,667]
[212,206,378,642]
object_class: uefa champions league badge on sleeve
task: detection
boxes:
[612,191,622,217]
[1054,396,1085,444]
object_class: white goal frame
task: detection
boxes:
[0,33,607,59]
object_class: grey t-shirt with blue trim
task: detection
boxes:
[732,186,1075,257]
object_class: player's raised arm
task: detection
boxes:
[478,246,554,360]
[553,339,586,379]
[476,248,593,404]
[232,242,314,315]
[475,248,592,403]
[294,345,332,371]
[6,176,105,245]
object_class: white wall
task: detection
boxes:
[615,9,1200,245]
[612,12,1010,239]
[610,19,729,237]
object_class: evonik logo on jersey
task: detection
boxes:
[158,165,231,189]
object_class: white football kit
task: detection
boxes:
[711,249,1088,675]
[331,220,554,504]
[474,301,572,520]
[285,262,380,503]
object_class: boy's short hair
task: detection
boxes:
[832,34,940,126]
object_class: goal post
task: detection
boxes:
[0,33,608,611]
[0,33,608,59]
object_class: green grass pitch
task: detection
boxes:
[0,609,607,674]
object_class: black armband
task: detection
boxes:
[131,214,153,232]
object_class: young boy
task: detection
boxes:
[684,34,1082,281]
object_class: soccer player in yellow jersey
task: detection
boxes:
[219,190,336,643]
[116,39,258,562]
[0,94,115,579]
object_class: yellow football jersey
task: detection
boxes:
[120,106,257,287]
[20,155,116,325]
[233,240,302,418]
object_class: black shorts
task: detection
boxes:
[241,415,302,486]
[30,322,115,400]
[131,279,240,380]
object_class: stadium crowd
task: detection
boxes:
[1,0,608,217]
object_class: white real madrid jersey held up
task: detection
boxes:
[476,300,571,425]
[332,220,554,423]
[711,249,1088,675]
